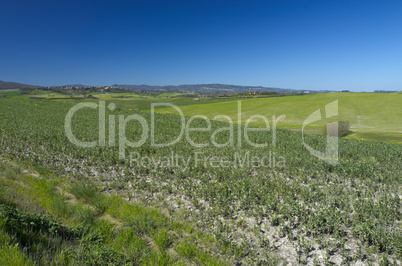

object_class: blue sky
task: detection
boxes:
[1,0,401,91]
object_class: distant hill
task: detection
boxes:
[1,81,337,93]
[112,83,299,93]
[59,84,89,88]
[0,80,43,90]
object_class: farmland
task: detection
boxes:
[155,92,402,144]
[0,92,401,264]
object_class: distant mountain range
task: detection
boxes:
[0,80,43,89]
[112,84,300,93]
[0,80,335,93]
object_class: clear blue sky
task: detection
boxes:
[1,0,401,91]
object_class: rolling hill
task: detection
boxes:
[112,83,313,93]
[155,92,402,143]
[0,80,43,90]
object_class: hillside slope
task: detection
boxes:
[155,92,402,143]
[0,80,42,89]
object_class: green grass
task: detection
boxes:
[69,183,98,203]
[23,89,65,96]
[155,92,402,143]
[157,92,191,98]
[109,96,235,111]
[93,92,141,100]
[0,89,22,97]
[347,131,402,144]
[0,219,31,266]
[0,158,230,265]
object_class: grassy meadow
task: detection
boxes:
[155,92,402,143]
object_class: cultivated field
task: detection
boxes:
[0,91,401,265]
[156,92,402,144]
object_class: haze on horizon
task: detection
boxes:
[1,0,401,92]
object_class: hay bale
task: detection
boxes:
[324,121,350,137]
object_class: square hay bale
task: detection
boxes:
[324,121,350,137]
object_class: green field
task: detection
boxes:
[155,92,402,143]
[19,89,401,145]
[106,95,235,111]
[0,93,401,264]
